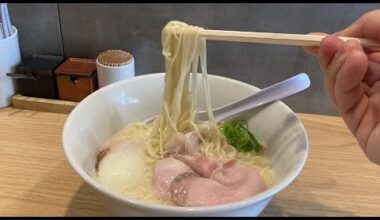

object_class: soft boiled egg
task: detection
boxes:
[97,140,145,191]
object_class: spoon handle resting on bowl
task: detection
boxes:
[144,73,311,124]
[197,73,311,122]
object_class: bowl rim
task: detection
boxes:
[62,72,309,214]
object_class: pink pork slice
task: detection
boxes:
[163,132,201,157]
[170,172,241,206]
[184,132,201,155]
[212,160,267,198]
[163,133,187,156]
[173,154,219,178]
[170,159,267,207]
[153,157,193,200]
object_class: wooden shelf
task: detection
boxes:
[11,94,78,114]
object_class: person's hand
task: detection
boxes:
[304,10,380,165]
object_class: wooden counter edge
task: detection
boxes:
[11,94,78,114]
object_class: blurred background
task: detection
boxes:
[8,3,380,115]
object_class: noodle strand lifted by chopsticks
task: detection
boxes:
[146,21,235,163]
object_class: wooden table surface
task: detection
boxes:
[0,107,379,216]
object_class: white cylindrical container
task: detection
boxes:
[96,50,135,88]
[0,26,21,108]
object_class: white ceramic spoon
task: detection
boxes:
[144,73,311,123]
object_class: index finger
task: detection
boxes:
[336,9,380,42]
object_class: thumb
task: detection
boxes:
[303,32,329,56]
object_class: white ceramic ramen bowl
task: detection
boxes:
[62,73,308,217]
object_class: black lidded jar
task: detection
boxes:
[6,54,64,99]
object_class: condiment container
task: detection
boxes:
[6,54,63,99]
[54,58,98,102]
[96,50,135,88]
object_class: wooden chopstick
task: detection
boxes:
[202,29,380,49]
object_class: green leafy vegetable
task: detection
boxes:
[220,120,263,153]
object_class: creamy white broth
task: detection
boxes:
[96,21,273,206]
